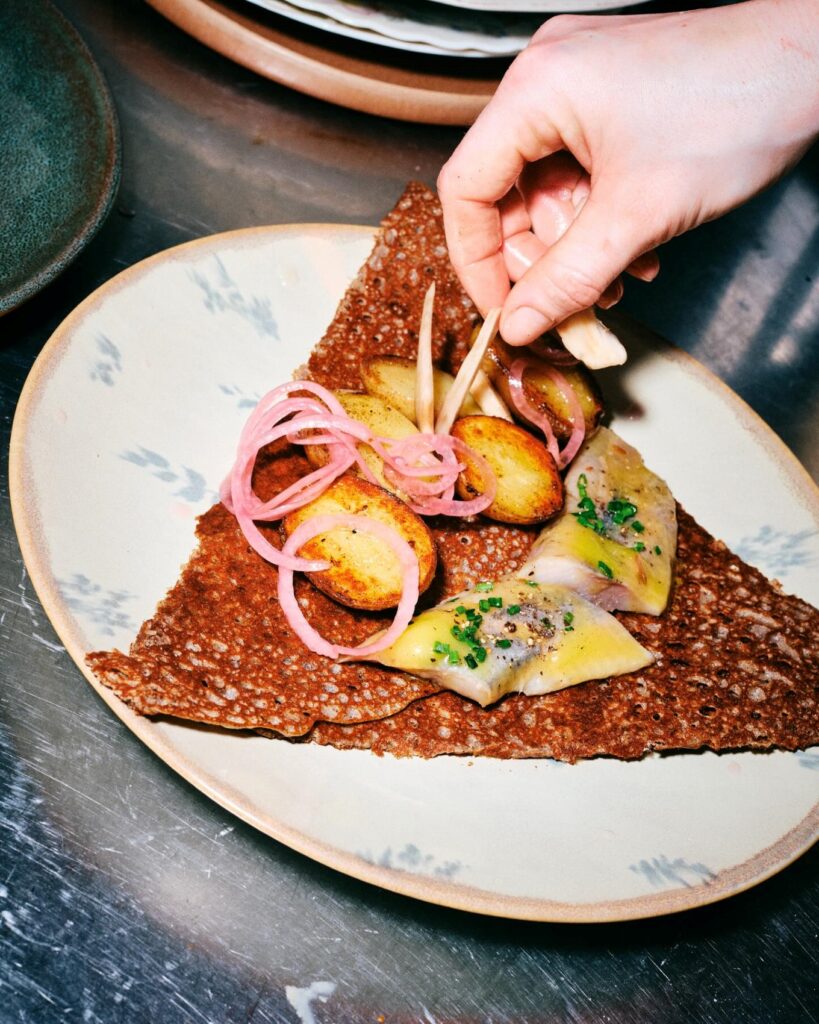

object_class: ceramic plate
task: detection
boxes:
[246,0,541,57]
[0,0,120,314]
[426,0,639,11]
[10,225,818,922]
[146,0,499,126]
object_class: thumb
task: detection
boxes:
[500,185,651,345]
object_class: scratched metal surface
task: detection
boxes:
[1,0,817,1021]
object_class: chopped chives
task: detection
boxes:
[634,541,646,552]
[487,596,503,608]
[465,653,478,670]
[507,604,521,616]
[447,649,461,665]
[563,611,574,625]
[474,646,487,663]
[455,605,467,615]
[478,598,491,613]
[654,545,662,555]
[433,641,447,655]
[525,580,539,587]
[496,638,512,649]
[475,581,493,592]
[631,520,645,533]
[598,560,614,579]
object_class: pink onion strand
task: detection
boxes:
[221,379,498,657]
[277,513,420,659]
[507,358,586,470]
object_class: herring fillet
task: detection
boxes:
[519,427,677,615]
[362,579,652,707]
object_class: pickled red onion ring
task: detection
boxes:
[507,358,586,470]
[221,378,498,656]
[277,513,420,659]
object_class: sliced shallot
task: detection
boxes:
[507,358,586,470]
[277,513,420,659]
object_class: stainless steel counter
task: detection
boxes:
[1,1,817,1020]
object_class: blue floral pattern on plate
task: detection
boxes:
[88,334,122,387]
[190,256,278,339]
[58,574,137,638]
[630,855,717,889]
[734,525,816,578]
[120,447,216,504]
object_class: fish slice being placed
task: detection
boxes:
[360,579,652,707]
[518,427,677,615]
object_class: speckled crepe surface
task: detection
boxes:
[87,448,535,736]
[86,183,536,736]
[88,182,819,759]
[311,508,819,760]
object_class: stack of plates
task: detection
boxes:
[145,0,635,124]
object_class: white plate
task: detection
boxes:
[426,0,639,12]
[10,224,818,922]
[247,0,543,57]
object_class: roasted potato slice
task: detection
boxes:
[451,415,563,526]
[282,475,437,611]
[361,355,481,426]
[486,339,603,442]
[304,391,418,494]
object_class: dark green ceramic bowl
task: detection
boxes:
[0,0,121,314]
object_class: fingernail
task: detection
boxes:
[503,306,550,344]
[598,278,624,309]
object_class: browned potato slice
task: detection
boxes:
[486,339,603,442]
[304,391,418,495]
[451,415,563,526]
[282,475,436,611]
[361,355,481,425]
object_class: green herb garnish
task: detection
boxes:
[598,560,614,579]
[475,581,493,592]
[433,641,448,655]
[496,638,512,649]
[455,605,467,615]
[634,541,646,552]
[631,520,645,533]
[465,653,478,670]
[507,604,521,616]
[654,545,662,555]
[525,580,539,587]
[487,596,503,609]
[607,498,638,525]
[478,598,491,613]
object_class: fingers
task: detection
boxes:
[597,277,625,309]
[437,54,565,314]
[501,182,651,345]
[626,249,661,282]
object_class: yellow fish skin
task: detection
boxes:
[518,427,677,615]
[367,579,653,708]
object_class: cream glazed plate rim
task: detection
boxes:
[9,223,819,923]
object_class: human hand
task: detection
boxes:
[438,0,819,346]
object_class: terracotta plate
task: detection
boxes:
[146,0,500,124]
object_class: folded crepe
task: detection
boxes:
[87,183,819,761]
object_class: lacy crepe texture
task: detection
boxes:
[87,183,819,761]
